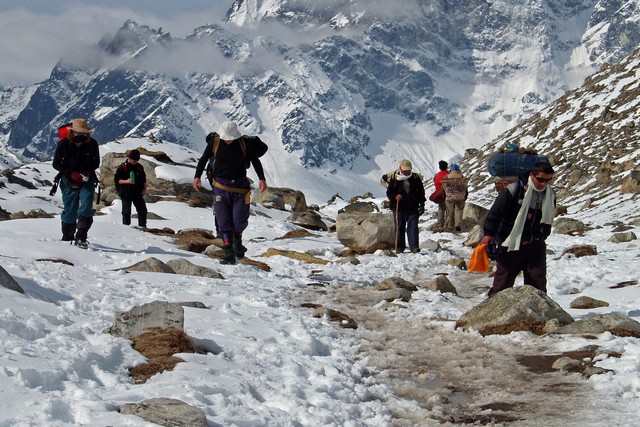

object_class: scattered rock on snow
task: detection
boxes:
[552,314,640,338]
[119,397,207,427]
[608,231,637,243]
[424,274,458,295]
[569,296,609,309]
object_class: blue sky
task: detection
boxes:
[0,0,231,86]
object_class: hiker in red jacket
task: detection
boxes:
[433,160,449,231]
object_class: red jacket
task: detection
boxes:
[434,170,448,191]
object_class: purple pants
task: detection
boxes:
[488,240,547,296]
[212,177,250,234]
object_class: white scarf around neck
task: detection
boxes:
[502,176,555,251]
[395,169,412,181]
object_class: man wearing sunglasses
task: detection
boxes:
[481,162,556,297]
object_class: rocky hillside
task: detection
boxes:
[460,46,640,224]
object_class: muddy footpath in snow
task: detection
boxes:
[297,261,626,426]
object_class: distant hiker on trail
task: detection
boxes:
[52,118,100,249]
[114,149,148,228]
[441,164,469,232]
[386,159,426,254]
[429,160,449,231]
[481,162,556,297]
[193,121,268,265]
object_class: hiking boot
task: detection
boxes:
[74,239,89,250]
[220,245,236,265]
[232,233,247,259]
[455,226,462,232]
[410,247,420,253]
[75,215,93,243]
[61,222,76,241]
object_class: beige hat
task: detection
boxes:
[217,121,242,141]
[400,159,412,171]
[70,118,94,134]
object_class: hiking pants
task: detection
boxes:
[212,177,250,236]
[60,178,96,224]
[121,193,148,227]
[437,201,446,228]
[393,211,420,252]
[488,240,547,296]
[445,200,465,229]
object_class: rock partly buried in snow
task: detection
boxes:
[119,397,207,427]
[0,265,24,294]
[455,285,574,336]
[552,314,640,338]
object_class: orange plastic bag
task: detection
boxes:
[468,243,489,273]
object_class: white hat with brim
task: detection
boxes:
[217,121,242,141]
[70,118,94,133]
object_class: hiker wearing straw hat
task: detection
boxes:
[52,118,100,249]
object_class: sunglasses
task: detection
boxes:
[533,176,552,183]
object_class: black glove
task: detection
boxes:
[418,204,425,216]
[486,241,500,261]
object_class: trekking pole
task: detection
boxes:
[394,202,399,255]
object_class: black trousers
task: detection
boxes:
[121,193,148,227]
[488,240,547,296]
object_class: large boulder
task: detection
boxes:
[336,212,395,253]
[253,187,308,212]
[455,285,574,335]
[462,202,488,229]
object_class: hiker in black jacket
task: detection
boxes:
[481,162,556,297]
[386,159,426,253]
[52,118,100,249]
[193,121,268,265]
[114,149,148,228]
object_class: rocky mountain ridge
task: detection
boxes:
[0,1,639,202]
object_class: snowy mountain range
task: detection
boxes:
[0,0,639,201]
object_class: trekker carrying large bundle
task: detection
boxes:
[481,162,556,297]
[192,121,268,265]
[441,164,469,232]
[386,159,426,254]
[52,118,100,249]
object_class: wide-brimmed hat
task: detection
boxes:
[70,118,94,134]
[217,121,242,141]
[400,159,412,171]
